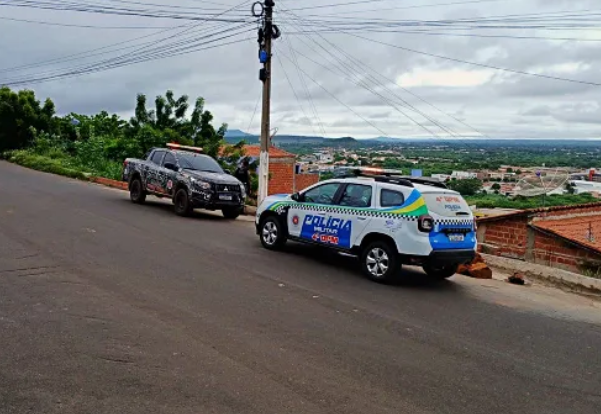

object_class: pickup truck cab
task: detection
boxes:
[122,143,246,219]
[255,169,477,283]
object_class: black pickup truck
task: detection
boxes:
[122,144,246,219]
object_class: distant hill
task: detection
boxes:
[223,129,357,146]
[224,129,601,149]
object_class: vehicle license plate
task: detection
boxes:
[219,194,233,201]
[448,234,465,242]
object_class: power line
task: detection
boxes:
[275,52,320,136]
[3,34,250,87]
[286,0,510,12]
[247,92,261,134]
[1,0,255,85]
[0,1,252,72]
[290,34,489,139]
[287,28,601,42]
[282,18,460,138]
[0,1,252,23]
[325,30,601,87]
[0,15,177,29]
[279,4,484,139]
[280,52,391,138]
[281,35,326,136]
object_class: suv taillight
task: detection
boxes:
[418,215,434,233]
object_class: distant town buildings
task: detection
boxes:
[451,171,478,180]
[292,147,601,198]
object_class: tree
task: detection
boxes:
[447,178,483,196]
[128,91,228,157]
[0,87,56,152]
[491,183,501,191]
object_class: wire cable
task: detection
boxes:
[0,15,178,29]
[279,4,471,138]
[318,30,601,87]
[279,52,391,138]
[282,35,326,136]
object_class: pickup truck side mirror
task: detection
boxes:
[164,162,178,171]
[224,169,232,175]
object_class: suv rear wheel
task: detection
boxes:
[423,264,458,279]
[129,177,146,204]
[360,240,401,283]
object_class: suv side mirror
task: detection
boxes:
[291,192,302,202]
[164,162,178,171]
[224,169,232,175]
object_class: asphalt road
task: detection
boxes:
[1,161,600,414]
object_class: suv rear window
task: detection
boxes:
[380,189,405,207]
[422,193,471,217]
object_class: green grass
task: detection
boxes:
[5,150,88,180]
[465,193,599,209]
[5,149,124,181]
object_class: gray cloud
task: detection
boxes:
[1,0,600,138]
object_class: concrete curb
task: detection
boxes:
[89,176,128,191]
[482,253,601,295]
[89,176,257,217]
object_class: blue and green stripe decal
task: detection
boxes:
[266,189,428,217]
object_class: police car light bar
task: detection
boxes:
[348,167,405,176]
[166,143,204,153]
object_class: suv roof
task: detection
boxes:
[340,169,448,189]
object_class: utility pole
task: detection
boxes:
[254,0,279,205]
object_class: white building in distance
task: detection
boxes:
[451,171,478,180]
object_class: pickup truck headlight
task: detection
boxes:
[240,183,246,198]
[191,177,211,191]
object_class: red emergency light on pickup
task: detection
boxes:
[166,143,204,153]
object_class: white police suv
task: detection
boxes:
[255,169,477,283]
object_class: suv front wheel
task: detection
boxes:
[360,240,401,283]
[259,216,287,250]
[174,188,193,216]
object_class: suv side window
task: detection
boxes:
[380,189,405,207]
[162,152,177,167]
[339,184,372,208]
[303,183,341,205]
[151,150,165,165]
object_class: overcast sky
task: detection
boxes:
[1,0,600,139]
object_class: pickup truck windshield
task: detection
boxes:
[178,153,224,173]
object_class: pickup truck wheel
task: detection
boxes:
[222,207,242,220]
[129,178,146,204]
[360,240,401,284]
[423,264,458,279]
[174,188,193,217]
[259,216,287,250]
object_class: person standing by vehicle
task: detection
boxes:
[235,157,251,195]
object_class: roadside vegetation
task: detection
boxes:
[0,86,245,182]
